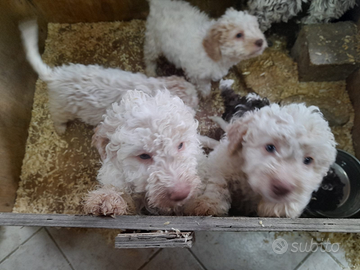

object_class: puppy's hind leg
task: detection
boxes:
[53,122,67,135]
[50,113,69,135]
[49,106,71,135]
[192,78,212,98]
[144,31,160,77]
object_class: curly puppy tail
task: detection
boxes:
[19,20,52,80]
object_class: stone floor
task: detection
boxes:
[0,226,354,270]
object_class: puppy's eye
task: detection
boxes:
[178,142,183,150]
[138,154,152,160]
[265,144,276,153]
[236,33,243,38]
[303,157,313,165]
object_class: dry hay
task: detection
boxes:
[314,232,360,269]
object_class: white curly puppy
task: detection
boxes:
[84,90,204,216]
[192,103,337,218]
[20,20,198,135]
[144,0,267,97]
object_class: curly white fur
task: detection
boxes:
[87,90,206,215]
[303,0,356,24]
[144,0,267,97]
[248,0,356,31]
[248,0,304,31]
[19,20,198,134]
[194,103,337,218]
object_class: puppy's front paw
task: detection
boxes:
[257,201,301,218]
[185,197,228,216]
[84,187,129,216]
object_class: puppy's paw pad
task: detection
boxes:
[84,189,128,216]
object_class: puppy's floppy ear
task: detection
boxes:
[92,125,111,161]
[92,103,125,161]
[227,116,253,155]
[203,24,222,62]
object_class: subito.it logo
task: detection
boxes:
[272,238,288,254]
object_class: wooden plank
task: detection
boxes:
[0,0,47,212]
[30,0,149,23]
[0,213,360,232]
[28,0,238,24]
[347,69,360,159]
[115,231,193,248]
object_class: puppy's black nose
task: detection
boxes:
[272,183,291,197]
[255,39,263,47]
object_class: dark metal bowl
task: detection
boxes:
[306,149,360,218]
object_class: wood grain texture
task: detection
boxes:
[115,231,193,248]
[29,0,238,23]
[0,213,360,233]
[31,0,149,23]
[347,69,360,159]
[0,1,47,212]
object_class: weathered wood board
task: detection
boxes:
[115,231,194,248]
[1,213,360,233]
[0,0,47,212]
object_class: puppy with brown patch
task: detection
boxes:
[190,103,337,218]
[144,0,267,97]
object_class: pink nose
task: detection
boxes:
[169,184,191,202]
[271,180,293,197]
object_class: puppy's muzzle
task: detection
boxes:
[271,179,294,197]
[169,182,192,202]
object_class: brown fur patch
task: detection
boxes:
[227,118,251,155]
[203,25,222,62]
[227,122,243,155]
